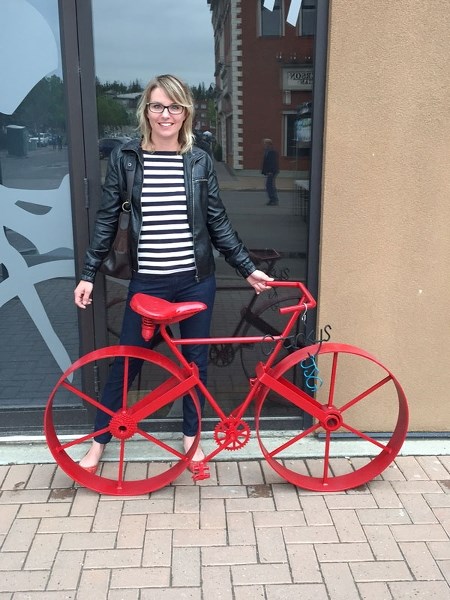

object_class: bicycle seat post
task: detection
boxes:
[141,317,156,342]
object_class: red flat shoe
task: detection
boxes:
[79,464,98,474]
[188,460,210,481]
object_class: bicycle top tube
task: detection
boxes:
[130,280,316,349]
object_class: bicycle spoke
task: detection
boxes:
[327,351,338,407]
[60,380,116,417]
[137,428,187,460]
[322,431,332,483]
[341,421,392,452]
[59,427,111,451]
[117,440,126,489]
[340,375,392,413]
[268,421,321,458]
[122,356,129,411]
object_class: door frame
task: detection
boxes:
[59,0,108,357]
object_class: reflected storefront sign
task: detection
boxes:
[282,66,313,90]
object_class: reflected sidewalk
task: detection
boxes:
[214,160,301,192]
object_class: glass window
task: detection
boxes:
[299,0,316,36]
[7,0,320,447]
[1,0,323,451]
[284,103,312,158]
[0,0,75,428]
[86,0,319,431]
[260,0,283,37]
[285,113,298,158]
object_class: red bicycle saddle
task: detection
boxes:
[130,293,207,325]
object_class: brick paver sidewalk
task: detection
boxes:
[1,456,450,599]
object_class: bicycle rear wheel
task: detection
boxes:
[254,343,408,491]
[44,346,200,495]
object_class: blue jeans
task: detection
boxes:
[94,271,216,443]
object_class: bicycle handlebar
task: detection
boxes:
[268,281,316,313]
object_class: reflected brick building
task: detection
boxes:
[207,0,315,174]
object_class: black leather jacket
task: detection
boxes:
[81,139,256,283]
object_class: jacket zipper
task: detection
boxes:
[186,152,202,282]
[131,149,144,273]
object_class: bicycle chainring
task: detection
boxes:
[213,417,251,451]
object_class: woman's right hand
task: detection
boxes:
[74,280,94,309]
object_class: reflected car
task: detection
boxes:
[98,136,132,159]
[38,133,50,146]
[29,133,50,147]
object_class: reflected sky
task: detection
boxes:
[21,0,304,89]
[92,0,215,87]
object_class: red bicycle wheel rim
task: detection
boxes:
[255,343,409,491]
[44,345,201,495]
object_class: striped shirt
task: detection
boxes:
[138,151,195,275]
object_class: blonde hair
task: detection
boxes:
[136,74,194,153]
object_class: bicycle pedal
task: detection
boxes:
[188,460,210,481]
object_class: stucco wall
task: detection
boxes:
[319,0,450,431]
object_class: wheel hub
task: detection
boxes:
[321,408,343,431]
[109,411,138,440]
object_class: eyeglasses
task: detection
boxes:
[146,102,185,115]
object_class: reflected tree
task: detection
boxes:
[13,75,65,135]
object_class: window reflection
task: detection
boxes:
[0,0,75,415]
[300,0,317,36]
[92,0,317,424]
[260,0,283,37]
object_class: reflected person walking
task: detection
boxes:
[261,138,279,206]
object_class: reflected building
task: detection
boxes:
[207,0,315,175]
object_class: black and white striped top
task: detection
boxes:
[138,151,195,275]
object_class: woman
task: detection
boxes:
[74,74,272,476]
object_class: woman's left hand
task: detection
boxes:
[246,269,274,295]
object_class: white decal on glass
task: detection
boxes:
[0,0,72,376]
[0,0,58,115]
[263,0,276,10]
[263,0,304,26]
[287,0,303,26]
[0,178,75,373]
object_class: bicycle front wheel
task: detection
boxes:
[254,343,408,491]
[44,346,200,495]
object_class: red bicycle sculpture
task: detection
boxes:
[44,281,409,495]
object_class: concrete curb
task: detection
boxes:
[1,433,449,465]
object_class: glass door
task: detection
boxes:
[0,0,78,433]
[89,0,323,432]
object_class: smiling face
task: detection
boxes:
[145,86,186,151]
